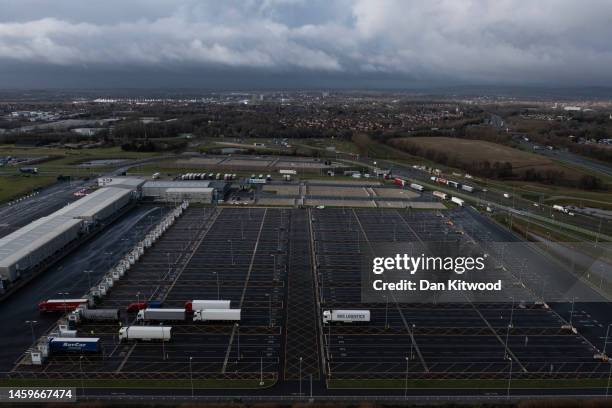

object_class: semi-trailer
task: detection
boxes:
[49,337,100,353]
[136,308,186,322]
[184,299,231,313]
[461,185,474,193]
[451,197,465,207]
[432,191,448,200]
[323,310,370,323]
[553,204,568,213]
[126,300,162,312]
[409,183,424,191]
[38,299,88,312]
[119,326,172,341]
[447,181,459,188]
[80,308,120,321]
[193,309,241,322]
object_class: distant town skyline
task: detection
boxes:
[1,0,612,89]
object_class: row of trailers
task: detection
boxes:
[31,299,241,363]
[180,172,236,181]
[28,203,188,365]
[393,177,467,206]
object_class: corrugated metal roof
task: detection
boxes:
[165,188,214,193]
[54,187,131,219]
[0,214,83,268]
[143,181,211,188]
[98,177,145,188]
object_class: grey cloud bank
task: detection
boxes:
[1,0,612,88]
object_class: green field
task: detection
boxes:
[0,174,57,203]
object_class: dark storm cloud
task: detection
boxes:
[1,0,612,88]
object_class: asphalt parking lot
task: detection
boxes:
[7,205,611,391]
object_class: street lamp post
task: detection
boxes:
[79,355,85,397]
[266,293,272,327]
[299,356,303,397]
[603,324,612,357]
[84,270,93,289]
[58,292,69,315]
[507,358,513,400]
[25,320,37,344]
[259,356,264,386]
[236,323,240,360]
[214,272,220,300]
[404,356,409,399]
[228,239,234,265]
[189,356,194,397]
[384,295,389,330]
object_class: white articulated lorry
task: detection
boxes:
[323,310,370,324]
[185,300,230,313]
[119,326,172,341]
[193,309,241,322]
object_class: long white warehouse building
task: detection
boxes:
[0,186,136,282]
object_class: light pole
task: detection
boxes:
[189,356,194,397]
[299,356,303,397]
[603,324,612,357]
[84,270,93,289]
[236,323,240,360]
[569,297,576,327]
[259,356,264,386]
[214,272,220,300]
[404,356,409,399]
[25,320,37,344]
[265,293,272,327]
[384,295,389,330]
[58,292,69,315]
[228,239,234,265]
[79,355,85,397]
[506,357,512,400]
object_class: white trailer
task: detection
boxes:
[553,204,567,213]
[193,309,241,322]
[432,191,448,200]
[136,308,186,322]
[451,197,465,207]
[119,326,172,341]
[409,183,424,191]
[185,300,230,312]
[323,310,370,324]
[461,185,474,193]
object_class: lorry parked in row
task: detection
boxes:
[38,299,89,312]
[193,309,241,322]
[432,191,448,200]
[126,300,162,312]
[323,310,371,323]
[184,299,231,313]
[136,308,186,322]
[49,337,100,353]
[451,197,465,207]
[409,183,424,191]
[119,326,172,342]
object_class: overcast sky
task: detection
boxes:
[1,0,612,89]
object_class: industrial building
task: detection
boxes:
[0,214,83,281]
[0,186,137,283]
[53,187,134,223]
[142,180,223,203]
[164,187,214,203]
